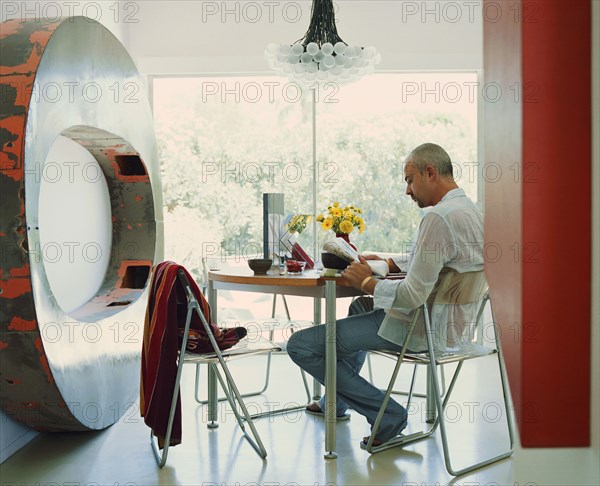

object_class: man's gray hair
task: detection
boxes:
[407,143,454,178]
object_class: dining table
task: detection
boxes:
[206,263,364,459]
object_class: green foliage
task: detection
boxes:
[155,79,476,276]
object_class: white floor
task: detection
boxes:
[1,352,599,486]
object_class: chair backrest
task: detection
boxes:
[425,269,488,353]
[427,269,487,305]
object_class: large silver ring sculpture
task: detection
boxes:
[0,17,163,430]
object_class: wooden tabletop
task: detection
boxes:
[208,265,356,288]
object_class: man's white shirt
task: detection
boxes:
[373,188,484,351]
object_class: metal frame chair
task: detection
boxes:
[356,295,446,410]
[194,257,312,418]
[150,270,279,467]
[364,290,515,477]
[190,295,312,406]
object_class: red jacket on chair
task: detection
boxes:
[140,261,244,447]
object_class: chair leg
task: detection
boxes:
[429,355,515,476]
[195,349,312,419]
[405,364,419,411]
[197,293,313,420]
[439,365,447,396]
[193,293,282,406]
[246,298,312,419]
[210,363,268,458]
[150,429,168,468]
[390,364,444,401]
[366,295,515,472]
[245,355,312,420]
[365,358,433,453]
[194,363,205,403]
[271,293,291,320]
[426,367,436,423]
[299,367,311,401]
[194,353,272,404]
[365,307,431,453]
[150,302,195,467]
[368,353,429,400]
[195,340,312,418]
[423,297,516,476]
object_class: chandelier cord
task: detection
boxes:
[265,0,380,85]
[297,0,346,47]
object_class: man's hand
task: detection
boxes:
[342,255,373,289]
[361,253,400,273]
[361,254,383,260]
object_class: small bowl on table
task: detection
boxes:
[248,258,272,275]
[285,259,306,274]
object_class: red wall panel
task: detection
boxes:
[484,0,591,446]
[520,0,591,447]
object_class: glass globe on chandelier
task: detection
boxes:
[264,0,381,86]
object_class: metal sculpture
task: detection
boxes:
[0,17,163,430]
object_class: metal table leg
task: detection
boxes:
[313,296,322,400]
[324,280,337,459]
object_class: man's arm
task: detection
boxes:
[344,213,454,304]
[343,254,402,293]
[343,255,376,292]
[362,254,401,273]
[373,213,454,310]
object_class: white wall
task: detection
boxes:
[0,0,130,464]
[126,0,484,74]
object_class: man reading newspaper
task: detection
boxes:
[287,143,484,449]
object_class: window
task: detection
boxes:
[312,72,478,253]
[152,72,478,281]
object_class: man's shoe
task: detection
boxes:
[360,434,405,451]
[305,402,350,421]
[360,435,385,449]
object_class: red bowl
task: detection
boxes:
[285,260,306,274]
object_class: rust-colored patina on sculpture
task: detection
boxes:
[0,18,163,430]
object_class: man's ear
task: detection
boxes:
[425,164,437,181]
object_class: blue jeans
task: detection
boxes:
[287,308,409,442]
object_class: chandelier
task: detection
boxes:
[265,0,381,86]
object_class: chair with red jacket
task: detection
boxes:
[140,261,279,467]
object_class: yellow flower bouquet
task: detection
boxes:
[316,202,365,236]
